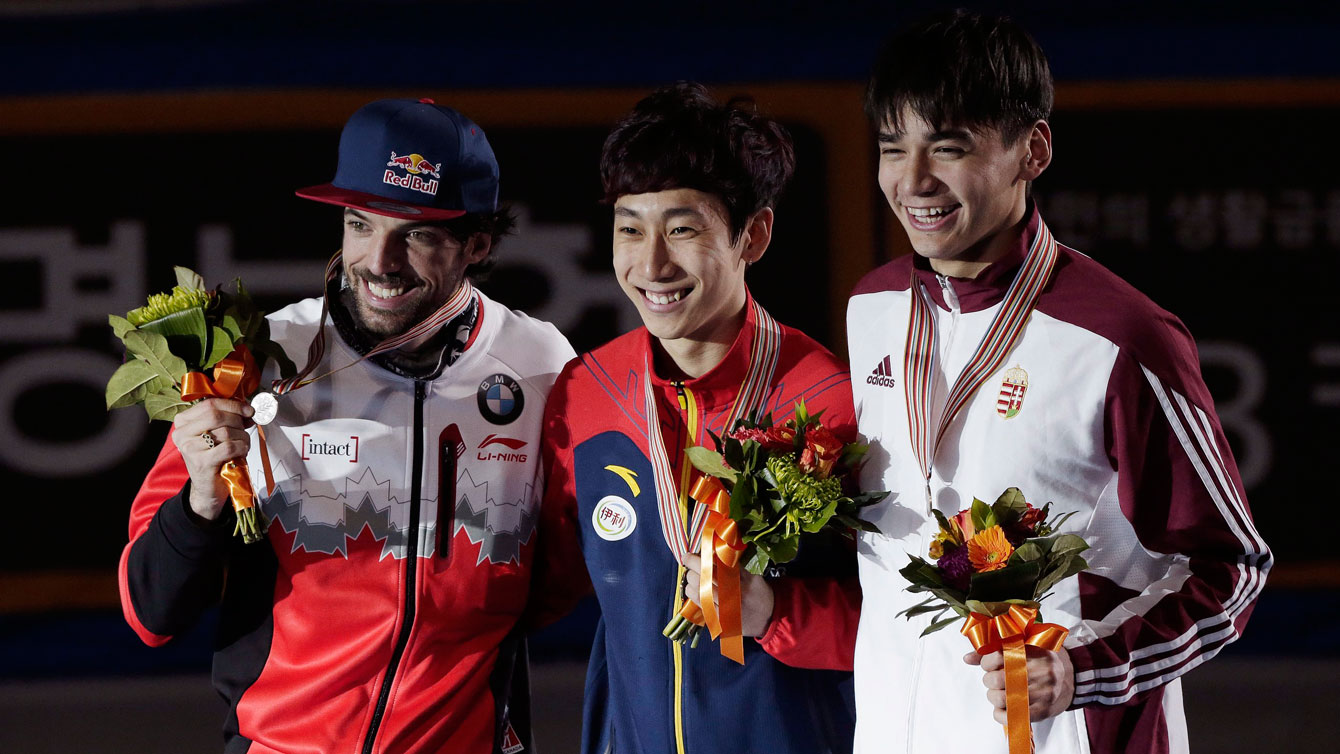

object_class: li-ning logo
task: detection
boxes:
[477,433,528,463]
[384,151,441,197]
[301,433,360,462]
[867,354,897,389]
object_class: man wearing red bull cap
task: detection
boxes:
[118,98,583,754]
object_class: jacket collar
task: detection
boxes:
[912,203,1042,314]
[640,290,760,409]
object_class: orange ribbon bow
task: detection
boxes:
[180,343,275,514]
[961,605,1069,754]
[675,474,749,664]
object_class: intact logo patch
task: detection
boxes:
[591,495,637,541]
[477,373,525,425]
[300,433,359,462]
[996,365,1029,419]
[867,354,897,389]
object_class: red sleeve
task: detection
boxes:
[757,574,861,670]
[1067,344,1271,707]
[522,364,593,630]
[118,428,231,646]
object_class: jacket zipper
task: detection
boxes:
[670,380,696,754]
[361,379,427,754]
[926,275,962,514]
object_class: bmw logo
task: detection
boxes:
[477,373,525,425]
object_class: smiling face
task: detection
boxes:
[339,208,488,339]
[612,188,771,376]
[877,108,1050,278]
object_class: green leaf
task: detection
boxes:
[174,266,206,291]
[202,326,236,369]
[219,313,244,344]
[144,393,191,422]
[932,508,954,535]
[105,359,169,409]
[764,535,799,565]
[920,614,965,637]
[729,477,755,526]
[971,497,997,531]
[1049,533,1090,557]
[109,314,136,340]
[136,307,209,370]
[121,330,189,386]
[744,548,770,575]
[1035,554,1090,597]
[685,446,738,483]
[992,486,1028,526]
[967,560,1041,602]
[801,499,839,533]
[1010,541,1045,563]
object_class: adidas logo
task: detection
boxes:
[867,355,897,388]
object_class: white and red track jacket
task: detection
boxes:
[845,208,1270,754]
[118,290,581,754]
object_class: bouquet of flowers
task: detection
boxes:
[663,400,885,658]
[106,267,293,542]
[898,488,1089,753]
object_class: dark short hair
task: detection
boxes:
[600,82,795,242]
[865,9,1053,144]
[433,207,517,280]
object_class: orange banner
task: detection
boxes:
[677,474,748,664]
[961,605,1069,754]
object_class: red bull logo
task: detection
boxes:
[384,151,441,196]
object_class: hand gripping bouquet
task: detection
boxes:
[106,267,294,543]
[663,399,886,662]
[898,488,1090,753]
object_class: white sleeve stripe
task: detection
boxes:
[1143,366,1262,559]
[1070,366,1268,696]
[1073,636,1231,705]
[1074,616,1238,693]
[1171,390,1267,557]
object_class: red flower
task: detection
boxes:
[759,424,797,452]
[729,427,771,445]
[1019,504,1046,532]
[798,425,843,479]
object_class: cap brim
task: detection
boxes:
[295,183,468,221]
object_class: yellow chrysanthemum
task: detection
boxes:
[928,537,944,559]
[967,525,1014,572]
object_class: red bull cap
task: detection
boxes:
[296,98,499,220]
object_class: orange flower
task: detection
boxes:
[967,525,1014,572]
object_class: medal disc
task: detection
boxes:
[250,392,279,426]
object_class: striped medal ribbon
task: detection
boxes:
[643,299,782,563]
[271,249,479,396]
[903,220,1059,483]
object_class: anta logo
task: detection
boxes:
[477,433,528,463]
[867,354,897,388]
[301,433,359,462]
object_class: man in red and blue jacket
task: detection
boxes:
[540,83,861,754]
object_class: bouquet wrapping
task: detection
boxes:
[106,267,293,543]
[898,487,1090,753]
[666,400,885,662]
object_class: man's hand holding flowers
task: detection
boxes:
[682,554,776,638]
[171,398,256,522]
[965,644,1075,724]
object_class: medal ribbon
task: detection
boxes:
[643,298,781,563]
[961,605,1069,754]
[272,250,479,395]
[903,221,1058,483]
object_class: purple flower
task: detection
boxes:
[937,544,972,592]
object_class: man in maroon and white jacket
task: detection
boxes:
[845,11,1270,754]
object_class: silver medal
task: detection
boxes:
[250,391,279,426]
